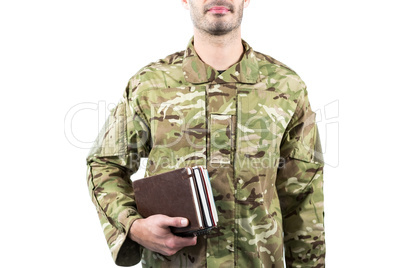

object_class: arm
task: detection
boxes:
[87,87,197,265]
[276,89,326,267]
[86,94,149,266]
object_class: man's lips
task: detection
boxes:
[208,6,230,14]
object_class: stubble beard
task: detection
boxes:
[190,1,244,36]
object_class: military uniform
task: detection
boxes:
[87,38,325,267]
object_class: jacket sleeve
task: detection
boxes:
[86,88,151,266]
[276,88,325,267]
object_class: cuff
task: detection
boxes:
[113,213,143,266]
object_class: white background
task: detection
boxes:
[1,0,401,267]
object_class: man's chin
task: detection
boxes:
[207,29,231,36]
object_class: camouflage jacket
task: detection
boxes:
[86,38,325,267]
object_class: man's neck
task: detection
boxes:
[192,28,244,71]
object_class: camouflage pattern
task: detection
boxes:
[87,38,325,267]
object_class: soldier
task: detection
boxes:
[86,0,326,267]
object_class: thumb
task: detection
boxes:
[160,216,189,228]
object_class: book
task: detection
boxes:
[132,166,218,237]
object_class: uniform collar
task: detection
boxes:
[182,37,260,84]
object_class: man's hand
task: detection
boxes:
[129,214,197,256]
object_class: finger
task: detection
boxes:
[176,236,197,248]
[166,236,197,250]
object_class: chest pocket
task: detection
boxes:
[236,87,295,169]
[207,83,237,165]
[210,114,235,164]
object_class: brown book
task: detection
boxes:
[132,166,218,237]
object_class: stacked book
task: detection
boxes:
[133,166,218,237]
